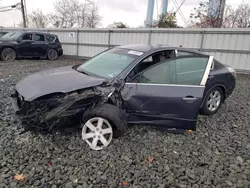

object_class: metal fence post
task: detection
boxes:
[76,29,79,58]
[108,29,111,48]
[200,30,205,51]
[148,29,152,44]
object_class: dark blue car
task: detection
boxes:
[11,44,236,150]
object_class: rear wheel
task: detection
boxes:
[1,47,16,61]
[47,49,58,60]
[81,104,127,150]
[200,87,224,115]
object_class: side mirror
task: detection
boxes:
[17,38,21,43]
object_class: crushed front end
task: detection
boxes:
[11,88,100,132]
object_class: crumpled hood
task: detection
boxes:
[16,66,105,101]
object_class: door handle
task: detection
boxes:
[182,96,198,103]
[31,42,36,44]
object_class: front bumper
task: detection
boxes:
[11,89,97,131]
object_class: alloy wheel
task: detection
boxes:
[207,90,221,112]
[2,48,16,61]
[82,117,113,150]
[47,49,58,60]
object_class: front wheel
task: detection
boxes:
[1,48,16,61]
[47,49,58,60]
[81,104,127,150]
[200,87,224,115]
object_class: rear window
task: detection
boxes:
[55,38,60,43]
[46,35,56,42]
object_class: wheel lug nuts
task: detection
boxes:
[93,135,96,138]
[100,131,102,134]
[98,136,101,138]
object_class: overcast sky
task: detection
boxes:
[0,0,244,28]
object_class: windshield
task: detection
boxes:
[1,31,23,39]
[77,48,140,78]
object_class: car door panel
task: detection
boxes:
[122,55,213,130]
[123,83,205,130]
[34,34,47,57]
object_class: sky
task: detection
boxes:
[0,0,245,28]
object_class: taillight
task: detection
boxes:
[227,66,237,79]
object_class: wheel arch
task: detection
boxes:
[0,46,17,54]
[46,48,58,59]
[201,84,226,107]
[0,46,18,60]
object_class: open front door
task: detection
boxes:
[122,55,213,130]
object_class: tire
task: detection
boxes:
[1,47,16,61]
[200,87,224,115]
[47,49,58,60]
[81,104,127,150]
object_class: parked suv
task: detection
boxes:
[0,31,63,61]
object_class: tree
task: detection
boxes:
[223,3,250,28]
[28,9,49,28]
[151,12,179,28]
[85,2,102,28]
[108,22,129,28]
[50,0,101,28]
[189,1,221,28]
[189,1,250,28]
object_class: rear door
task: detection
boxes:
[33,33,47,57]
[122,55,213,130]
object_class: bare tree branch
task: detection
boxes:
[28,9,49,28]
[50,0,101,28]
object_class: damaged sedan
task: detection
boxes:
[11,44,236,150]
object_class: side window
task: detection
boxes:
[136,57,209,86]
[177,51,198,56]
[176,57,208,85]
[46,35,55,42]
[127,50,175,81]
[35,34,45,42]
[22,33,33,40]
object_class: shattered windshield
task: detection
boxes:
[1,31,23,39]
[77,48,140,78]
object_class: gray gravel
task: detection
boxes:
[0,57,250,188]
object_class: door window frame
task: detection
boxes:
[20,33,34,41]
[126,55,214,87]
[34,33,45,42]
[125,49,177,81]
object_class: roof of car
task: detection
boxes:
[117,44,205,55]
[21,31,57,36]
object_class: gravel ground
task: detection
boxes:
[0,57,250,188]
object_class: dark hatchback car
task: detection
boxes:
[11,44,236,150]
[0,31,63,61]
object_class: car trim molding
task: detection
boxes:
[200,56,213,86]
[125,83,204,88]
